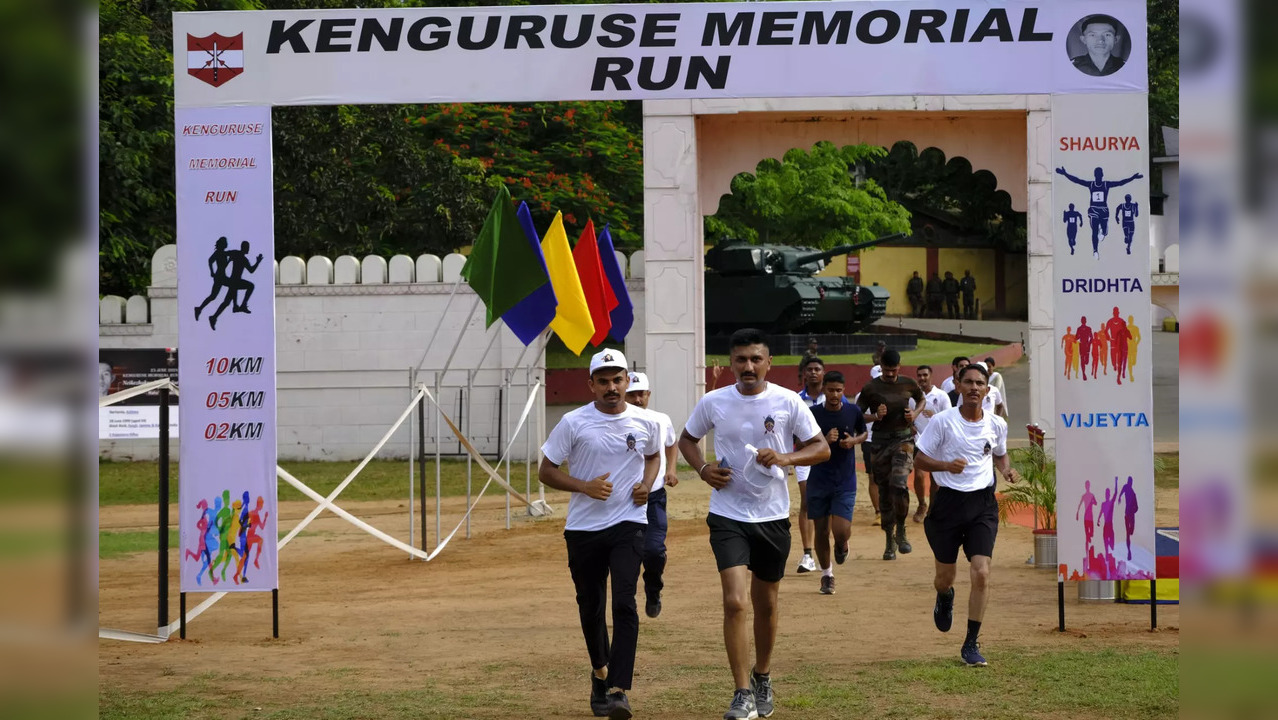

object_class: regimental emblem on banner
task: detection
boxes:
[187,33,244,88]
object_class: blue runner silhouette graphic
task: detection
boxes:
[1055,166,1143,259]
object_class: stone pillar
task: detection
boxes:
[1026,99,1056,445]
[642,100,703,433]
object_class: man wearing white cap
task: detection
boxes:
[539,349,662,720]
[678,328,829,720]
[625,371,679,619]
[974,362,1007,420]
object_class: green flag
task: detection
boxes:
[461,185,550,327]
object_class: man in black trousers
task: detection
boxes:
[540,349,662,719]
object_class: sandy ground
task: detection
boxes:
[99,474,1179,716]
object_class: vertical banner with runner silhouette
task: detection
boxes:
[175,105,278,593]
[1051,93,1154,582]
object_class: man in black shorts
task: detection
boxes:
[915,363,1020,667]
[679,328,829,720]
[856,349,924,560]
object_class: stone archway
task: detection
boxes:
[641,96,1056,441]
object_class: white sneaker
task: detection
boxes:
[797,553,818,573]
[1093,251,1100,260]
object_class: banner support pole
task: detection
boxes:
[1057,580,1065,632]
[1150,578,1157,630]
[158,387,170,636]
[418,383,427,554]
[179,592,186,639]
[408,368,415,554]
[272,588,279,638]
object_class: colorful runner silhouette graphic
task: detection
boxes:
[1126,315,1141,381]
[1055,166,1143,259]
[185,489,270,587]
[1104,307,1133,385]
[1076,480,1099,561]
[1076,317,1094,381]
[195,237,264,331]
[1098,479,1117,566]
[1063,307,1141,385]
[1061,326,1079,379]
[1117,476,1139,561]
[1093,323,1109,378]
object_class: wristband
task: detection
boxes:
[698,462,710,476]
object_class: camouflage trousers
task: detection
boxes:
[870,434,914,531]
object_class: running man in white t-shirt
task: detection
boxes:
[624,371,679,620]
[539,350,662,720]
[915,363,1021,668]
[939,355,969,396]
[792,355,826,575]
[679,328,829,720]
[911,365,951,523]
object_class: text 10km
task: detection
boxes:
[206,356,264,375]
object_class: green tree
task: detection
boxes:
[411,102,644,248]
[705,142,911,249]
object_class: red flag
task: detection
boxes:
[572,220,619,346]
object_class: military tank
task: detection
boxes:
[704,234,905,335]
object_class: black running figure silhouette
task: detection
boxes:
[194,237,231,323]
[199,238,263,331]
[1054,166,1143,260]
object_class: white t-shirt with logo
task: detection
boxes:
[915,407,1008,492]
[635,406,677,491]
[913,385,952,436]
[982,385,1005,415]
[794,387,825,484]
[542,404,661,531]
[685,383,822,523]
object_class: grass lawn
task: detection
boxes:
[547,338,1009,370]
[99,457,525,506]
[99,647,1177,719]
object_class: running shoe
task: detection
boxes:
[820,575,835,595]
[751,671,775,718]
[606,691,633,720]
[723,688,758,720]
[934,588,955,632]
[796,553,818,573]
[834,541,849,565]
[590,673,609,717]
[961,642,988,667]
[645,590,662,619]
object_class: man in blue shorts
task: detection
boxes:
[805,371,868,595]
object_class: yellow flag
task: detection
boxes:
[540,212,595,354]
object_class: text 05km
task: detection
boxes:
[206,391,266,409]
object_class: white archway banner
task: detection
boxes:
[175,105,279,594]
[173,0,1145,108]
[1051,93,1154,583]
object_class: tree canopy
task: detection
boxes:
[705,142,912,250]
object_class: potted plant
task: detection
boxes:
[999,443,1057,569]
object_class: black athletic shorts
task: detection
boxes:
[923,485,999,564]
[861,444,873,477]
[706,513,791,583]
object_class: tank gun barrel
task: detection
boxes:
[791,233,907,268]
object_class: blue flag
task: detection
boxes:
[500,202,558,345]
[597,224,634,342]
